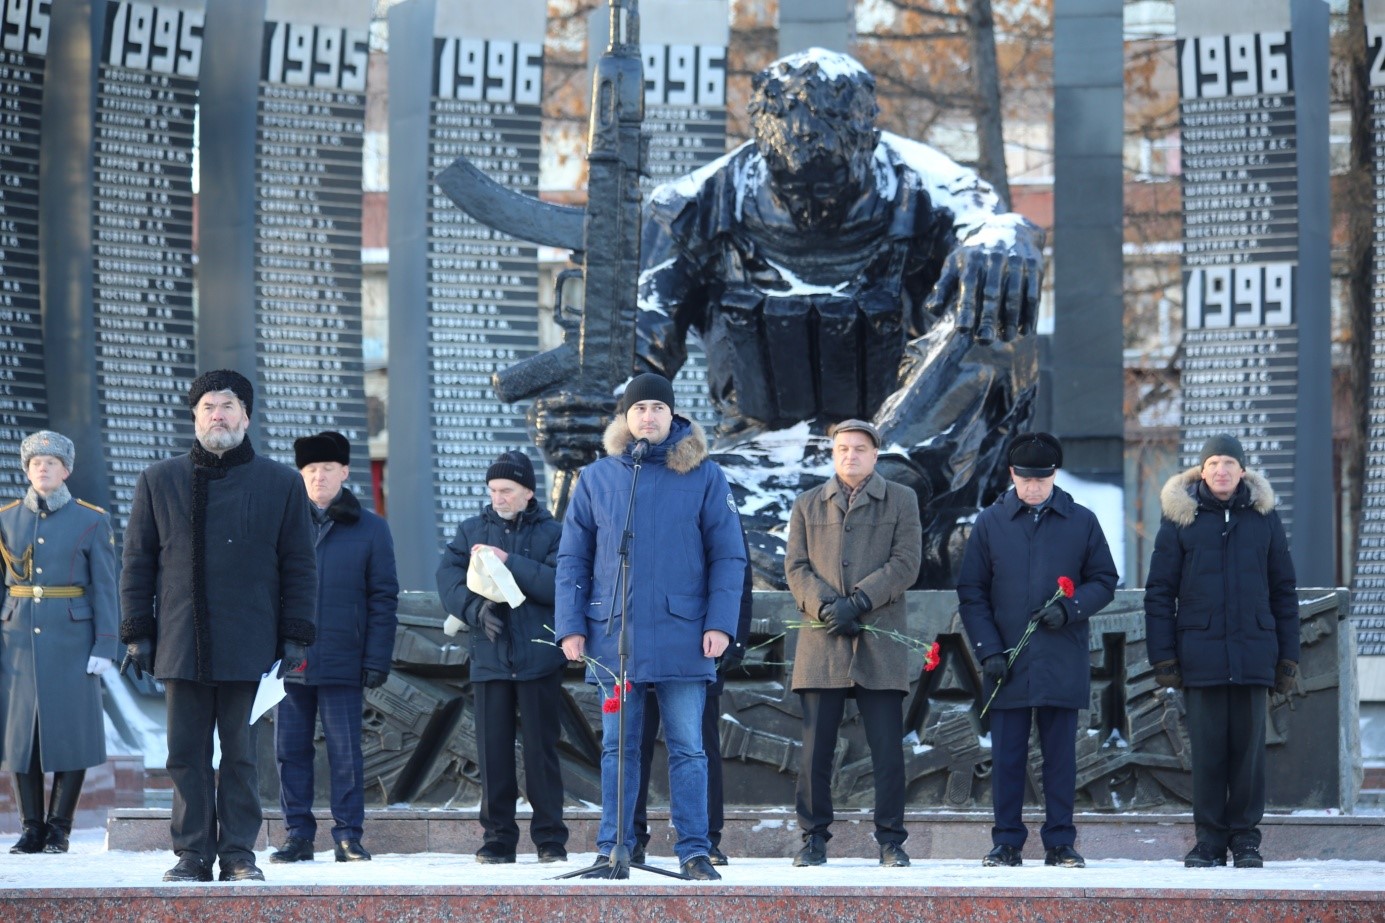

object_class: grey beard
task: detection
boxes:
[197,425,246,453]
[493,506,520,521]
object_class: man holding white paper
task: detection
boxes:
[436,449,568,864]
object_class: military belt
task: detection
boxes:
[7,585,84,599]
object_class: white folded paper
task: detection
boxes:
[250,660,287,724]
[466,546,526,606]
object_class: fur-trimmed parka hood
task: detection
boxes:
[1159,466,1276,528]
[602,414,709,474]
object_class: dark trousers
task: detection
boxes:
[474,669,568,851]
[275,683,366,843]
[989,706,1078,850]
[165,679,260,865]
[634,685,724,848]
[796,687,907,846]
[1185,684,1267,850]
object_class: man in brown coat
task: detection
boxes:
[785,419,923,868]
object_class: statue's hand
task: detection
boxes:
[527,389,617,471]
[921,219,1044,345]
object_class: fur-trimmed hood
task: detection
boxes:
[602,414,709,474]
[1159,466,1277,528]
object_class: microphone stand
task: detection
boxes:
[557,441,688,881]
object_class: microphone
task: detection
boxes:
[631,438,651,462]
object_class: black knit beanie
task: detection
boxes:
[1199,434,1245,468]
[486,450,536,491]
[620,372,676,413]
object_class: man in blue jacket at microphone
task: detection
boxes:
[556,373,746,881]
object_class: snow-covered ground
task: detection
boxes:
[2,828,1382,892]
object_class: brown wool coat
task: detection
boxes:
[786,472,922,692]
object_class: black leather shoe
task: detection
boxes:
[982,844,1023,867]
[707,844,728,866]
[880,842,911,867]
[681,855,721,880]
[218,858,265,881]
[162,856,213,882]
[792,834,826,867]
[1044,845,1085,868]
[334,839,372,862]
[10,823,47,855]
[1184,842,1228,868]
[1231,842,1263,868]
[631,840,647,864]
[537,843,568,863]
[474,842,516,864]
[269,836,314,863]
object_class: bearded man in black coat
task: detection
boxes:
[119,370,317,883]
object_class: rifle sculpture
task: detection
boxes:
[435,0,646,514]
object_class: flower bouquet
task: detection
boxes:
[979,576,1074,718]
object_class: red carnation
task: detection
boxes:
[924,641,941,673]
[1058,576,1075,598]
[602,697,621,713]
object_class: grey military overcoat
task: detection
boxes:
[0,491,119,772]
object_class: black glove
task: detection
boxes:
[120,639,153,680]
[480,601,508,643]
[821,597,862,637]
[362,668,388,689]
[720,641,746,667]
[527,389,617,471]
[982,654,1007,685]
[1031,601,1067,629]
[277,641,309,678]
[1273,659,1297,696]
[1152,659,1182,689]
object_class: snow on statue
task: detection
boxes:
[530,48,1044,588]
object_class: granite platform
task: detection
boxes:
[3,885,1382,923]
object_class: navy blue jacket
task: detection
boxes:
[1144,468,1299,687]
[297,488,398,686]
[436,499,565,683]
[555,416,745,686]
[957,485,1118,710]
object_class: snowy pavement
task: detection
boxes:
[2,829,1382,892]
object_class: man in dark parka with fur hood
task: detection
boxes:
[1144,434,1299,870]
[119,370,317,884]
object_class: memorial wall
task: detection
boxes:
[94,0,201,533]
[0,0,53,498]
[1176,6,1300,522]
[1353,0,1385,654]
[625,0,728,429]
[254,0,372,500]
[424,3,546,548]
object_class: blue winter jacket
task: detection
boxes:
[957,485,1118,710]
[296,488,399,686]
[1144,468,1299,687]
[555,415,745,686]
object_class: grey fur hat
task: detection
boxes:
[20,430,75,472]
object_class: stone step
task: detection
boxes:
[107,807,1385,862]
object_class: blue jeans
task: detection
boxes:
[599,679,710,864]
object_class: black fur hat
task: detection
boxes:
[294,431,350,469]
